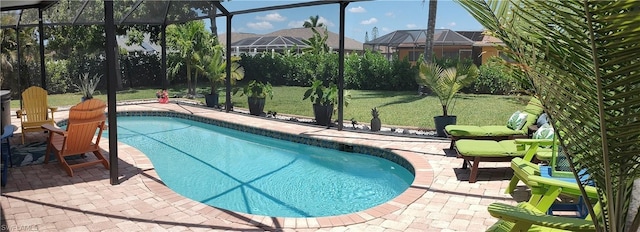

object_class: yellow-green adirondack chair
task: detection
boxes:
[16,86,58,144]
[487,174,599,231]
[492,138,600,231]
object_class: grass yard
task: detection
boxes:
[10,85,529,129]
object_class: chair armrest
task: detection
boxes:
[528,175,599,199]
[488,202,595,231]
[514,139,555,147]
[41,124,67,136]
[16,109,23,118]
[49,106,58,112]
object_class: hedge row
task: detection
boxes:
[2,51,521,98]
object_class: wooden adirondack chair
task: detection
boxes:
[42,99,109,177]
[16,86,58,144]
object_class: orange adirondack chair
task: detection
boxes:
[16,86,58,144]
[42,99,109,177]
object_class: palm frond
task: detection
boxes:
[457,0,640,230]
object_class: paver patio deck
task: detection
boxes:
[1,101,528,231]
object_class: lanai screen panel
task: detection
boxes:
[2,0,219,28]
[1,8,40,28]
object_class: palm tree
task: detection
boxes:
[301,27,330,55]
[423,0,437,63]
[204,43,244,95]
[458,0,640,231]
[303,15,324,28]
[167,21,207,97]
[0,29,16,86]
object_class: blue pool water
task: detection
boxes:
[113,116,414,217]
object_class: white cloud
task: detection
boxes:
[448,22,457,27]
[256,13,286,22]
[381,27,391,32]
[385,12,395,18]
[246,21,273,30]
[360,18,378,25]
[349,6,366,13]
[406,24,418,29]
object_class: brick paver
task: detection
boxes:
[0,101,525,231]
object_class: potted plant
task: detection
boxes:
[235,80,273,116]
[73,73,101,101]
[204,45,244,107]
[416,62,479,137]
[302,80,352,127]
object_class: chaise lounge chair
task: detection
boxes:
[16,86,58,144]
[42,99,109,177]
[455,123,555,183]
[445,97,544,149]
[455,138,553,183]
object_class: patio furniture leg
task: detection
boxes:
[469,156,481,183]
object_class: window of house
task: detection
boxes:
[408,51,421,62]
[459,49,472,60]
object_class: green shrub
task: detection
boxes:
[46,60,72,94]
[239,50,417,91]
[463,56,520,95]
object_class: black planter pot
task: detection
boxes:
[248,97,266,116]
[205,93,219,107]
[313,104,334,126]
[434,115,457,137]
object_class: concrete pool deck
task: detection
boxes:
[1,101,527,231]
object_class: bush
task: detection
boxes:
[46,60,72,94]
[463,56,520,95]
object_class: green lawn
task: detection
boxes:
[10,85,529,129]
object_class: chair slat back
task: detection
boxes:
[21,86,49,122]
[62,99,107,155]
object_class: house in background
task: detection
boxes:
[364,29,505,66]
[116,35,161,55]
[218,27,364,56]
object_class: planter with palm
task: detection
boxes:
[416,62,478,137]
[303,80,337,127]
[203,44,244,107]
[302,79,351,127]
[235,80,273,116]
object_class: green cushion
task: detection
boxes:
[444,125,487,136]
[524,97,544,116]
[445,97,543,137]
[445,125,528,137]
[456,140,525,157]
[481,126,527,136]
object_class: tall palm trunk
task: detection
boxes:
[186,62,193,96]
[424,0,437,63]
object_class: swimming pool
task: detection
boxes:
[111,115,414,217]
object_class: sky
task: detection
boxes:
[212,1,485,43]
